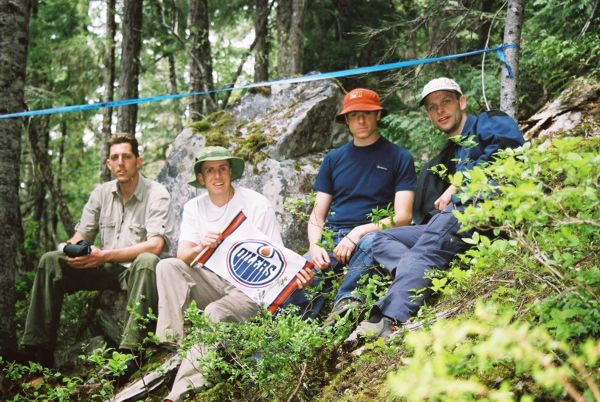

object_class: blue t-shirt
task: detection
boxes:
[313,136,417,228]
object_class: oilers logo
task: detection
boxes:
[227,240,286,288]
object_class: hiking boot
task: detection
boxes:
[345,317,396,343]
[324,298,361,327]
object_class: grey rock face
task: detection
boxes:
[157,80,348,251]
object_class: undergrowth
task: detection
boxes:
[3,135,598,401]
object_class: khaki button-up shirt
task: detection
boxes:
[75,174,172,265]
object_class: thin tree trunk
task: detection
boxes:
[167,53,183,133]
[117,0,143,134]
[221,1,274,109]
[51,121,67,245]
[189,0,216,121]
[500,0,524,119]
[276,0,306,77]
[28,118,48,263]
[101,0,116,181]
[0,0,31,359]
[254,0,269,82]
[27,118,75,236]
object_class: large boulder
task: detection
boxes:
[156,79,348,251]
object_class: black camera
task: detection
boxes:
[63,240,91,257]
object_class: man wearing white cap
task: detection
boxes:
[348,77,524,340]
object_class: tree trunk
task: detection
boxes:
[117,0,143,134]
[500,0,524,119]
[27,118,75,236]
[254,0,269,82]
[51,121,68,245]
[276,0,306,77]
[167,53,183,133]
[188,0,216,121]
[101,0,116,181]
[0,0,31,359]
[28,117,49,262]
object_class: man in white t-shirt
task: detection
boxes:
[155,146,313,401]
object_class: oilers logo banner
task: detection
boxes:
[195,211,313,313]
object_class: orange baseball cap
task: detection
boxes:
[336,88,387,123]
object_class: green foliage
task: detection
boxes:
[381,110,445,166]
[367,203,395,229]
[1,358,85,401]
[180,304,338,400]
[387,303,600,401]
[391,135,600,401]
[284,192,316,222]
[22,218,42,257]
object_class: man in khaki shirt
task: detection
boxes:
[20,133,172,378]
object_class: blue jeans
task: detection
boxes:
[282,228,378,317]
[372,204,469,322]
[334,232,377,305]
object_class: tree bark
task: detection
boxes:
[168,53,183,133]
[188,0,216,121]
[28,117,49,263]
[276,0,306,77]
[117,0,143,134]
[51,121,68,245]
[27,118,75,236]
[101,0,116,181]
[254,0,269,82]
[0,0,31,359]
[500,0,524,119]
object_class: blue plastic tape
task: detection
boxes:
[0,44,518,119]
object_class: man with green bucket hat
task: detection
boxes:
[154,146,315,401]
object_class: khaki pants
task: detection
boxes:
[21,251,160,352]
[155,258,260,401]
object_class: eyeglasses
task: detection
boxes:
[345,111,377,120]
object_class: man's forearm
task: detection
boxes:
[102,236,165,263]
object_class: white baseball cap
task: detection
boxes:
[419,77,463,105]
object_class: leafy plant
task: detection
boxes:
[179,304,338,400]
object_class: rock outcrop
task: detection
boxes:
[522,77,600,140]
[156,79,348,251]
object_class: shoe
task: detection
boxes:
[112,353,182,402]
[324,298,361,327]
[345,317,395,343]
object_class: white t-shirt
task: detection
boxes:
[179,186,283,246]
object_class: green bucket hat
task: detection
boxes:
[188,146,245,188]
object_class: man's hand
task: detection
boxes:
[200,231,221,248]
[309,244,330,270]
[294,266,315,289]
[66,246,106,269]
[333,228,361,264]
[434,185,456,211]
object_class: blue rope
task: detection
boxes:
[0,44,518,119]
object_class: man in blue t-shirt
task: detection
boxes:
[347,77,525,341]
[303,88,417,323]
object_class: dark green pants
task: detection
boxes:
[21,251,159,351]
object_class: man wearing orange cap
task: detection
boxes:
[302,88,417,323]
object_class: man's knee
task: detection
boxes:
[131,252,160,272]
[35,250,65,277]
[156,257,184,281]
